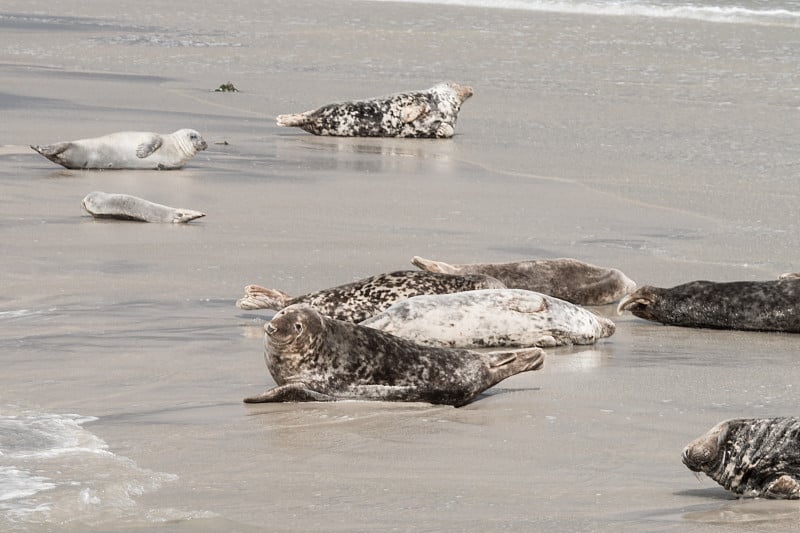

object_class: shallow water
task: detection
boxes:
[1,0,799,530]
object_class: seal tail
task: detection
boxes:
[30,142,69,161]
[236,285,292,311]
[171,209,206,224]
[276,112,313,128]
[410,256,458,274]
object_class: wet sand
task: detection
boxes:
[1,0,799,531]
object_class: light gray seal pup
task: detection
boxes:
[275,82,473,138]
[412,256,636,305]
[81,191,205,223]
[31,129,207,169]
[617,276,800,332]
[683,418,800,499]
[360,289,615,348]
[244,304,545,406]
[236,270,506,323]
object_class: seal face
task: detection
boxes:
[617,278,800,332]
[244,304,545,406]
[360,289,615,348]
[276,82,473,138]
[412,256,636,305]
[683,418,800,499]
[236,270,506,323]
[81,191,205,223]
[31,129,207,170]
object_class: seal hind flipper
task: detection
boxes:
[487,348,545,371]
[765,475,800,499]
[243,382,336,403]
[31,142,69,158]
[411,255,457,274]
[276,112,312,128]
[170,209,206,224]
[236,285,293,311]
[135,136,163,158]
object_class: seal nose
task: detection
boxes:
[264,322,277,336]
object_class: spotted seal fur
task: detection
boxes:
[276,82,473,138]
[236,270,506,323]
[360,289,615,348]
[683,417,800,499]
[81,191,205,223]
[244,304,545,406]
[617,276,800,332]
[412,256,636,305]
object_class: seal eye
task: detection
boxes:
[294,322,303,334]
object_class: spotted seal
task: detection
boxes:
[360,289,615,348]
[617,276,800,332]
[235,270,506,323]
[275,82,473,138]
[244,304,545,406]
[412,256,636,305]
[683,418,800,499]
[31,129,207,169]
[81,191,205,223]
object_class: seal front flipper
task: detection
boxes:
[765,475,800,499]
[236,285,293,311]
[243,382,336,403]
[400,102,430,123]
[135,135,163,158]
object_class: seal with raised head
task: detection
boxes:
[276,82,473,138]
[617,276,800,332]
[683,417,800,499]
[235,270,506,323]
[31,129,207,169]
[360,289,615,348]
[244,304,545,406]
[81,191,205,223]
[412,256,636,305]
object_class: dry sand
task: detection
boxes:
[1,0,799,531]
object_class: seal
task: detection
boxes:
[275,82,473,138]
[81,191,205,223]
[617,277,800,332]
[235,270,506,323]
[360,289,616,348]
[243,304,545,406]
[412,256,636,305]
[683,417,800,499]
[30,129,207,169]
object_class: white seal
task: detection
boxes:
[81,191,205,223]
[360,289,616,348]
[31,129,207,169]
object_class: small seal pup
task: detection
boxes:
[31,129,207,169]
[360,289,615,348]
[81,191,205,223]
[236,270,506,323]
[244,304,545,406]
[617,277,800,332]
[412,256,636,305]
[276,82,473,138]
[683,418,800,499]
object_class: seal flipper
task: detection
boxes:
[411,255,458,274]
[236,285,293,311]
[31,142,70,159]
[243,382,336,403]
[779,272,800,280]
[400,102,429,124]
[170,209,206,224]
[276,112,313,128]
[765,475,800,499]
[135,136,163,158]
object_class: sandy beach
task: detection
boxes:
[1,0,799,531]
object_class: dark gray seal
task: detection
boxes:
[683,418,800,499]
[31,129,207,169]
[412,256,636,305]
[275,82,473,138]
[82,191,205,223]
[617,277,800,332]
[244,304,545,406]
[235,270,506,323]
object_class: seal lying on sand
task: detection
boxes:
[360,289,615,348]
[31,129,207,169]
[276,82,473,138]
[244,304,545,406]
[412,256,636,305]
[617,277,800,332]
[236,270,505,323]
[81,191,205,223]
[683,418,800,499]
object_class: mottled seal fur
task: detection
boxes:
[31,129,207,169]
[412,256,636,305]
[236,270,506,323]
[276,82,473,138]
[617,277,800,332]
[360,289,615,348]
[683,418,800,499]
[244,304,545,406]
[81,191,205,223]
